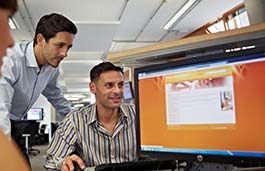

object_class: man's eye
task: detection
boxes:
[68,45,73,50]
[118,83,124,88]
[106,83,113,88]
[56,44,63,48]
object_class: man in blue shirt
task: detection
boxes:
[0,13,78,165]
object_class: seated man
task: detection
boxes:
[45,62,137,171]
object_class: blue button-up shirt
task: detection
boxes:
[0,41,71,135]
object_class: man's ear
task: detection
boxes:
[89,82,96,94]
[36,34,45,47]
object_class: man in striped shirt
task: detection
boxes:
[45,62,137,171]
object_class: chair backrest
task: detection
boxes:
[22,120,39,134]
[17,120,40,145]
[39,124,47,134]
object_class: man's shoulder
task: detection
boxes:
[4,42,30,65]
[67,104,94,119]
[62,104,95,127]
[7,42,28,58]
[120,103,135,117]
[121,103,135,109]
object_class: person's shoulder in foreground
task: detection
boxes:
[0,1,30,170]
[0,130,30,171]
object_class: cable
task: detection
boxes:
[156,160,163,171]
[192,154,204,171]
[192,161,202,171]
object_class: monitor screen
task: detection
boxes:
[123,81,134,101]
[26,108,43,121]
[134,48,265,166]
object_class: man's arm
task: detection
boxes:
[0,57,18,135]
[44,112,81,170]
[42,69,71,117]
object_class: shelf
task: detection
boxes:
[108,22,265,66]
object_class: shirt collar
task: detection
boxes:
[119,103,129,118]
[87,103,128,125]
[88,104,97,125]
[24,41,39,68]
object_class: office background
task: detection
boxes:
[7,0,265,170]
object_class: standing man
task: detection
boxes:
[0,13,77,164]
[45,62,137,171]
[0,0,17,73]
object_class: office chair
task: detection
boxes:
[36,124,49,145]
[16,120,41,156]
[28,121,40,155]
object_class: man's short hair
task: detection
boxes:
[90,62,123,82]
[33,13,78,46]
[0,0,18,14]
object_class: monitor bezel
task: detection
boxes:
[134,47,265,167]
[123,81,134,101]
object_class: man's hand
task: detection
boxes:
[61,154,85,171]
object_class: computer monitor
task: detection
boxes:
[134,47,265,166]
[26,108,43,121]
[123,81,134,101]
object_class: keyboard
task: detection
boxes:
[94,159,176,171]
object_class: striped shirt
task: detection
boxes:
[45,103,137,170]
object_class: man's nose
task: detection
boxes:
[60,48,68,57]
[113,85,122,93]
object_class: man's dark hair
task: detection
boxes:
[90,62,123,82]
[33,13,77,46]
[0,0,18,14]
